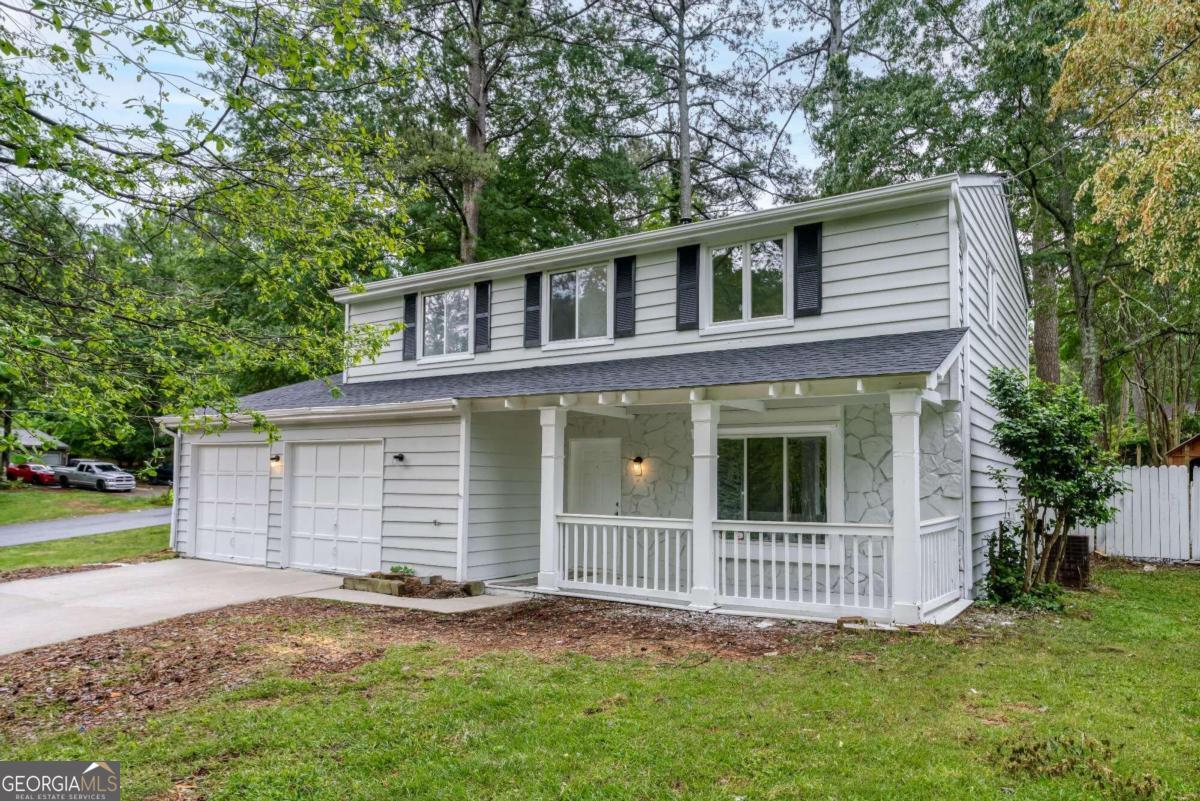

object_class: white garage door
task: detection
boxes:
[288,441,383,574]
[194,445,269,565]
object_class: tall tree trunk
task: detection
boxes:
[1070,262,1103,407]
[1031,229,1060,383]
[676,0,692,223]
[1054,168,1104,410]
[461,0,487,263]
[827,0,844,120]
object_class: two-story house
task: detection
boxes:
[160,173,1027,625]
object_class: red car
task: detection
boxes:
[5,462,58,485]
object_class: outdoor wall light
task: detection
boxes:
[269,454,281,462]
[631,456,644,477]
[268,453,283,476]
[393,453,405,463]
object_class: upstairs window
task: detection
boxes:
[710,237,786,324]
[549,264,608,342]
[422,287,471,358]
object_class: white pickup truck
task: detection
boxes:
[54,460,137,492]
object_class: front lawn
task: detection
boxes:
[0,525,171,574]
[0,485,163,526]
[3,562,1197,800]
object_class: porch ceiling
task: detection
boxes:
[233,328,966,416]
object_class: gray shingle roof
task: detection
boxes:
[238,328,967,412]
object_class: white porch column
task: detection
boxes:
[537,406,567,591]
[689,401,720,609]
[890,389,923,625]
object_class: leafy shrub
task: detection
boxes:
[390,564,416,577]
[151,487,174,507]
[983,519,1063,610]
[987,368,1125,597]
[0,478,25,491]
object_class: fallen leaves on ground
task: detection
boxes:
[0,594,1007,742]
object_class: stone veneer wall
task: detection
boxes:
[843,402,963,523]
[564,412,693,519]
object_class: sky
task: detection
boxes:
[14,1,823,219]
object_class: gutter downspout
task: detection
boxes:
[158,421,183,553]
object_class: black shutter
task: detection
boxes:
[793,222,822,317]
[614,256,636,338]
[402,292,417,360]
[473,280,492,353]
[676,244,700,330]
[523,271,542,347]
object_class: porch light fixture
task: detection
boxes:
[393,453,405,463]
[268,453,283,476]
[269,454,281,462]
[631,456,644,477]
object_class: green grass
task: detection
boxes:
[0,525,171,571]
[0,485,162,526]
[7,563,1200,800]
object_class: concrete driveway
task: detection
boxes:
[0,507,173,547]
[0,559,341,656]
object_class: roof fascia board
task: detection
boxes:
[333,174,962,304]
[156,398,459,428]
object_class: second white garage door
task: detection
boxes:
[288,441,383,574]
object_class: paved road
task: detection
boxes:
[0,559,342,655]
[0,507,173,547]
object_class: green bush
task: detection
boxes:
[983,519,1063,611]
[987,368,1125,599]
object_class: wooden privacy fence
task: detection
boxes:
[1076,466,1199,561]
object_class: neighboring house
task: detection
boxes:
[1164,434,1200,472]
[159,174,1027,625]
[14,428,70,466]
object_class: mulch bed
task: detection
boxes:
[0,593,1018,743]
[0,595,863,741]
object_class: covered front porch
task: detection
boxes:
[472,369,968,626]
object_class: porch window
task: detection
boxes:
[549,264,608,342]
[710,238,785,324]
[422,287,471,358]
[717,436,828,522]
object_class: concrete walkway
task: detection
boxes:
[0,559,341,655]
[0,507,173,547]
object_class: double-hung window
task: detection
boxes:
[422,287,471,359]
[710,237,786,324]
[548,264,609,343]
[717,435,828,522]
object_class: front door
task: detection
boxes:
[567,438,622,515]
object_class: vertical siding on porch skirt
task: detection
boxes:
[467,410,541,580]
[174,418,462,576]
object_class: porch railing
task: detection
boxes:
[557,514,692,601]
[920,516,961,609]
[713,521,894,613]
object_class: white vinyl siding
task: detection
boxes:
[466,410,541,580]
[176,417,462,576]
[344,201,953,382]
[959,184,1029,587]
